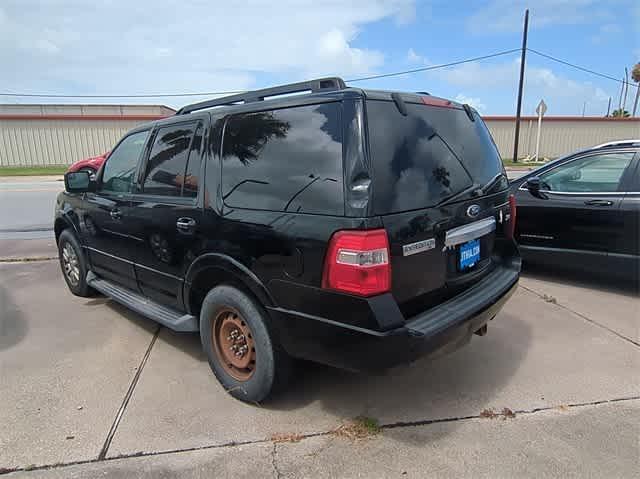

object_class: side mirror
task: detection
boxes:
[64,171,95,193]
[526,176,541,193]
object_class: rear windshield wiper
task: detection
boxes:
[437,183,483,206]
[437,173,507,207]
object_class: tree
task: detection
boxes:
[632,63,640,83]
[610,108,630,118]
[632,62,639,116]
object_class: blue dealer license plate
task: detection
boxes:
[459,239,480,269]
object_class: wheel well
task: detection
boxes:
[188,267,267,317]
[54,218,70,244]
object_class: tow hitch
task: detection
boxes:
[474,324,488,336]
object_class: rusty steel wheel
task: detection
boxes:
[212,307,257,381]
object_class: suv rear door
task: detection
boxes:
[365,98,511,316]
[127,118,207,310]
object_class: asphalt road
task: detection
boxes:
[0,239,638,478]
[0,177,63,240]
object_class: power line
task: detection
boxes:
[527,48,638,89]
[345,48,521,82]
[0,48,521,99]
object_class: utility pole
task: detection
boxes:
[622,67,629,112]
[512,9,529,164]
[633,86,639,117]
[582,101,586,117]
[606,97,611,116]
[618,77,624,111]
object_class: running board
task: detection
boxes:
[86,271,198,332]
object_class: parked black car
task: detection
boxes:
[55,78,520,403]
[510,140,639,280]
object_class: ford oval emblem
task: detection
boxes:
[466,204,481,218]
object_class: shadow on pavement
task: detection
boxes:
[0,282,29,351]
[103,300,206,362]
[522,263,639,296]
[269,311,532,444]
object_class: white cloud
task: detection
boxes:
[432,58,613,115]
[454,94,486,112]
[466,0,614,33]
[407,47,429,64]
[0,1,415,105]
[315,29,384,76]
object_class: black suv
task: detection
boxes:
[55,78,520,403]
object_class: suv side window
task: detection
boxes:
[221,103,344,215]
[100,130,149,194]
[539,152,635,193]
[142,122,200,197]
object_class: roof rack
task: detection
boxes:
[593,139,640,148]
[176,77,347,115]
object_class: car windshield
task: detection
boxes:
[367,100,506,214]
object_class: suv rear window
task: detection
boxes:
[221,103,344,215]
[367,100,505,214]
[142,122,202,198]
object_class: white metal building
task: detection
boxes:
[485,116,640,159]
[0,104,174,166]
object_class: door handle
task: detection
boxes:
[176,217,197,232]
[584,199,613,207]
[110,209,122,219]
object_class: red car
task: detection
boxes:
[66,151,109,175]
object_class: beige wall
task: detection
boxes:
[0,119,151,166]
[0,104,175,116]
[484,117,640,160]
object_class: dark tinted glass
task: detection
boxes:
[221,103,343,215]
[143,123,197,196]
[100,130,149,194]
[367,100,506,214]
[182,125,203,198]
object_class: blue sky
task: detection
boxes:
[1,0,638,115]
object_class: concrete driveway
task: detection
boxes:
[1,239,638,478]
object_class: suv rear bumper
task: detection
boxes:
[268,256,520,371]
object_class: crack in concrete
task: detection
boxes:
[2,396,637,476]
[382,395,640,429]
[519,284,640,348]
[0,256,58,263]
[271,442,283,479]
[97,325,162,461]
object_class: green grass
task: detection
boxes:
[355,416,381,434]
[502,160,531,168]
[503,157,556,168]
[0,165,68,176]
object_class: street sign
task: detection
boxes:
[536,99,547,117]
[534,99,547,161]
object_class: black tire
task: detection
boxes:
[200,285,292,403]
[58,229,93,297]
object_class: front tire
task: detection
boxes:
[200,285,292,403]
[58,229,93,297]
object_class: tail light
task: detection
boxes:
[322,229,391,297]
[507,194,517,239]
